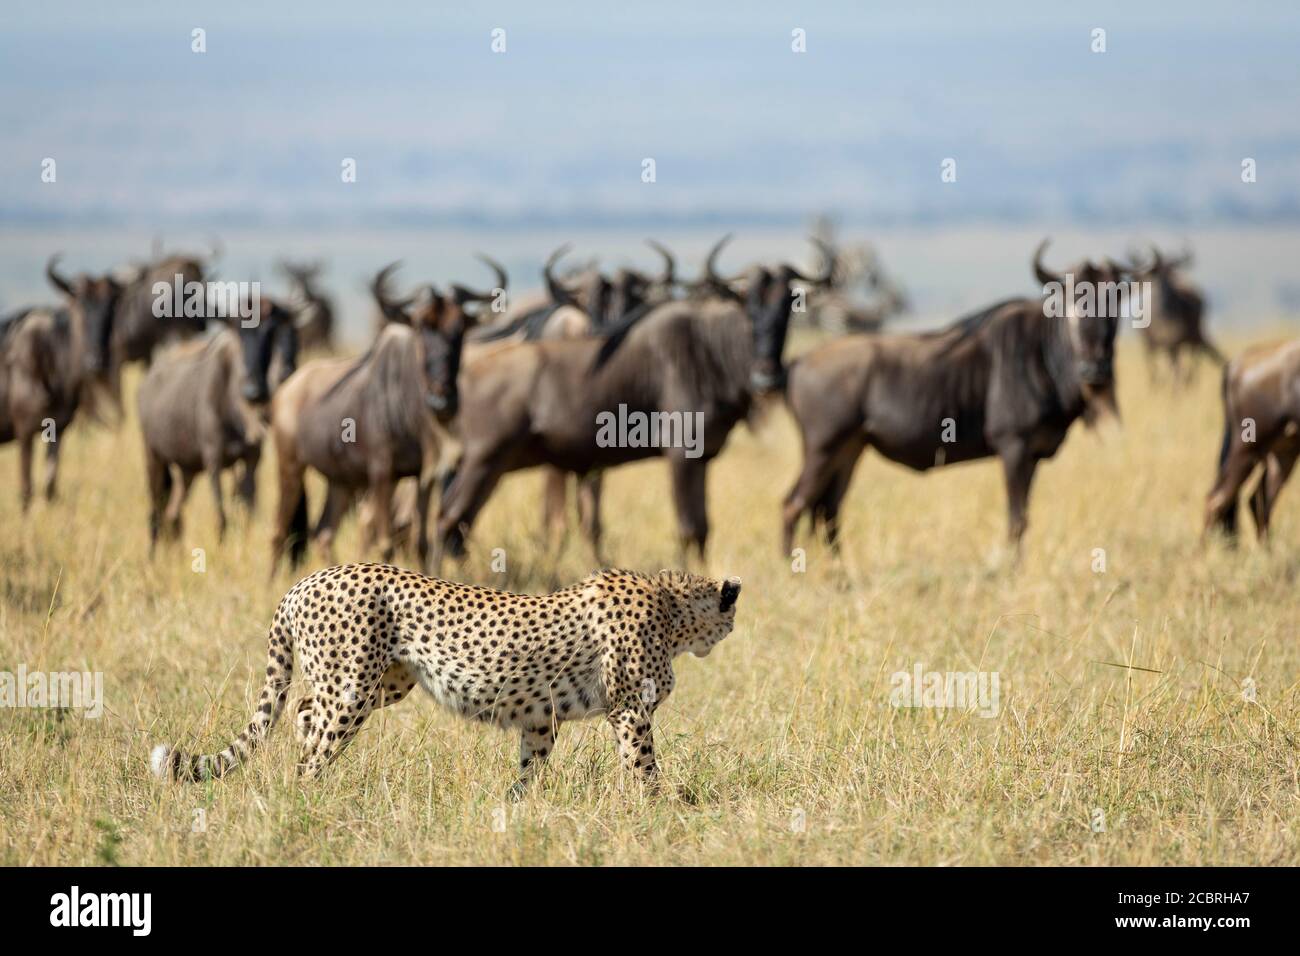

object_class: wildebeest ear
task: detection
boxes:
[719,577,741,612]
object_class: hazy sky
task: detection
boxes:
[3,2,1299,228]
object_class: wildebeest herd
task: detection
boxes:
[9,230,1291,583]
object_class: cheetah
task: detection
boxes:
[150,563,741,794]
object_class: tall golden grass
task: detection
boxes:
[1,335,1297,865]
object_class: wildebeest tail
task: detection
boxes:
[150,595,295,782]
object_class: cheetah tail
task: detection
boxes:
[150,599,295,783]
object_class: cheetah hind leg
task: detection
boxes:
[295,690,376,778]
[507,723,558,801]
[295,664,416,778]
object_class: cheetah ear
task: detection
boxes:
[719,578,741,612]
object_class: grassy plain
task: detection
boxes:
[2,336,1297,865]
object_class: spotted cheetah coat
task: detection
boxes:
[152,563,741,791]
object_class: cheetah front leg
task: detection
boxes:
[608,706,659,787]
[507,723,558,801]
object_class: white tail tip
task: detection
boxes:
[149,743,172,778]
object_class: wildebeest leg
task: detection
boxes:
[164,468,196,539]
[1249,437,1300,542]
[270,456,307,572]
[541,467,569,553]
[669,456,708,567]
[1205,440,1264,541]
[781,440,848,557]
[43,436,61,502]
[999,441,1039,553]
[18,432,35,512]
[577,472,605,566]
[235,447,260,514]
[414,472,437,572]
[316,482,354,564]
[144,448,171,553]
[437,457,505,561]
[205,454,228,541]
[814,442,866,553]
[367,474,397,563]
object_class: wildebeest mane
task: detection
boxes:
[985,301,1077,415]
[927,297,1025,355]
[362,329,427,442]
[0,307,36,346]
[590,300,672,371]
[590,302,753,412]
[321,345,378,402]
[470,304,555,343]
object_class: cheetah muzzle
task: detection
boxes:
[150,564,742,795]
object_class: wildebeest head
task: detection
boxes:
[1127,244,1193,282]
[399,256,503,420]
[701,235,835,393]
[606,240,677,322]
[226,296,298,405]
[371,262,421,326]
[45,255,121,374]
[543,244,614,325]
[278,259,323,297]
[1033,239,1127,420]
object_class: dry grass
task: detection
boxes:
[2,335,1298,866]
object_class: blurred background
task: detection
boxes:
[3,0,1299,341]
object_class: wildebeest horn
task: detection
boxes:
[785,236,836,286]
[279,259,322,283]
[473,253,508,297]
[543,244,579,308]
[1032,239,1062,286]
[371,261,412,322]
[151,236,164,261]
[45,255,74,297]
[1168,244,1193,270]
[645,240,675,285]
[1148,244,1165,273]
[704,233,735,284]
[208,237,224,264]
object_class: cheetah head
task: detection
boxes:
[664,573,742,658]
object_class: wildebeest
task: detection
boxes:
[435,236,832,567]
[269,261,496,572]
[278,260,335,353]
[806,236,909,333]
[113,247,214,365]
[1131,245,1222,383]
[1204,339,1300,541]
[469,241,673,345]
[781,240,1128,556]
[137,297,299,549]
[462,243,679,552]
[0,256,121,508]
